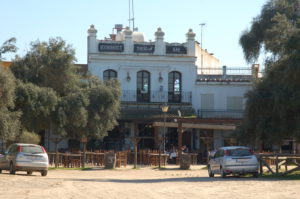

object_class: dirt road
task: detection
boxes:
[0,165,299,199]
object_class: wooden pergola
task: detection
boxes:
[152,118,242,162]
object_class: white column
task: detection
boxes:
[124,26,133,54]
[186,29,196,56]
[154,27,165,55]
[87,25,98,54]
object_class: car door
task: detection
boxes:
[212,149,224,173]
[3,145,16,169]
[210,150,221,172]
[0,146,10,169]
[0,151,6,169]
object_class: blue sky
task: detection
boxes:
[1,0,267,67]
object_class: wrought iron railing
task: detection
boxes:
[197,109,244,119]
[121,90,192,103]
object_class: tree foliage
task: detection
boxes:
[14,81,58,131]
[18,130,41,144]
[239,0,300,64]
[0,66,20,141]
[11,38,80,96]
[0,38,17,60]
[238,0,300,147]
[10,37,121,142]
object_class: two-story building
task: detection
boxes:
[83,24,257,155]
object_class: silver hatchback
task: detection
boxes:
[0,143,48,176]
[208,146,259,178]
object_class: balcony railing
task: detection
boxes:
[197,109,244,119]
[121,90,192,103]
[198,67,252,75]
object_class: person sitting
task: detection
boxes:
[182,145,189,153]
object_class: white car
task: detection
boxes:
[208,146,259,178]
[0,143,49,176]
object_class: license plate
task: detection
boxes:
[30,156,41,161]
[236,159,248,163]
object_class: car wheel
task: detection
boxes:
[220,167,226,178]
[41,170,47,176]
[9,163,15,175]
[27,171,33,175]
[252,172,259,178]
[208,166,214,177]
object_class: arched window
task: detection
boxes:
[168,71,181,103]
[137,70,151,102]
[103,69,117,81]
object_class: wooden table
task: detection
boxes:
[149,153,169,166]
[63,154,82,168]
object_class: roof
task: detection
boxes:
[0,61,12,69]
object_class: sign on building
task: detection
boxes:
[134,44,155,53]
[166,45,187,54]
[99,43,124,52]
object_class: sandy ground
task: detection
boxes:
[0,165,299,199]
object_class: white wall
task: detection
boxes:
[89,54,197,97]
[193,83,252,111]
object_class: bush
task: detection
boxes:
[18,131,40,144]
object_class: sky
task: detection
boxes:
[1,0,267,67]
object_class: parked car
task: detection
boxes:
[0,143,48,176]
[207,146,259,178]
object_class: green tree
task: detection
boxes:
[0,38,17,60]
[0,67,21,142]
[10,38,121,152]
[14,81,58,132]
[83,78,120,139]
[11,37,80,96]
[239,0,300,64]
[238,0,300,148]
[0,38,20,143]
[18,130,41,144]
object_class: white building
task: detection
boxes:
[83,24,258,157]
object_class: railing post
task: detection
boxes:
[222,65,227,77]
[259,156,263,175]
[275,155,279,174]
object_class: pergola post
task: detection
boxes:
[177,119,183,164]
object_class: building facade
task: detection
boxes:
[83,24,257,156]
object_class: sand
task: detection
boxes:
[0,165,299,199]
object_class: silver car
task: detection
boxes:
[208,146,259,178]
[0,143,48,176]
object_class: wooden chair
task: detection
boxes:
[116,152,127,168]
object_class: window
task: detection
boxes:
[168,71,181,103]
[200,94,214,109]
[226,96,243,110]
[137,70,151,102]
[103,69,117,81]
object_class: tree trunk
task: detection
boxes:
[134,141,138,169]
[82,142,86,168]
[55,142,58,168]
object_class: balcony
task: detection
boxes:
[197,109,244,119]
[121,90,192,104]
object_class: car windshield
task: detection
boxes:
[228,148,252,156]
[20,146,44,154]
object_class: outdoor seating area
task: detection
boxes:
[48,150,200,168]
